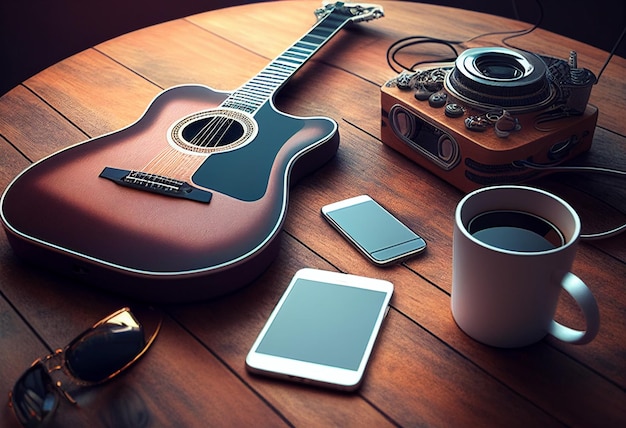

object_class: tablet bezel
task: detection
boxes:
[245,268,393,391]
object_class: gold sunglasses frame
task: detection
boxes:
[8,307,162,424]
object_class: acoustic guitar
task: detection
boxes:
[0,2,384,302]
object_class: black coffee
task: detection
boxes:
[467,210,565,252]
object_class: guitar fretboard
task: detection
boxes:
[222,10,351,113]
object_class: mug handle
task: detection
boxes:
[548,272,600,344]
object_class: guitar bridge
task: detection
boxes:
[99,167,212,203]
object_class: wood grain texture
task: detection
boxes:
[0,1,624,426]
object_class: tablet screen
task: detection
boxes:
[255,278,388,370]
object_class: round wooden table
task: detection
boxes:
[0,1,624,426]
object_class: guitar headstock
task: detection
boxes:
[315,2,384,23]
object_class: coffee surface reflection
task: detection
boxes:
[468,210,565,252]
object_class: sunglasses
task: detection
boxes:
[8,307,162,427]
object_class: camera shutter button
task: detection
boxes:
[428,92,447,108]
[445,103,464,118]
[415,88,433,101]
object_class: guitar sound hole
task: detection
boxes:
[170,108,257,154]
[182,117,244,148]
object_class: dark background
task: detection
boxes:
[1,0,624,96]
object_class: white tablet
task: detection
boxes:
[245,268,393,391]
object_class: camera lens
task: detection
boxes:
[445,47,555,112]
[475,55,524,80]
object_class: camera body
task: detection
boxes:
[380,47,598,192]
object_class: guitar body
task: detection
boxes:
[1,85,339,301]
[1,2,384,301]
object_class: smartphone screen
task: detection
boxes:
[246,268,393,390]
[322,195,426,265]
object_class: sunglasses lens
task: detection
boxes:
[65,310,146,383]
[11,363,59,427]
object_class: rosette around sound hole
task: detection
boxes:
[444,47,556,113]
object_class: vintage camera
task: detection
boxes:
[380,46,598,192]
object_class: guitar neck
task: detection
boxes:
[222,9,352,113]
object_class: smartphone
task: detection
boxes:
[321,195,426,266]
[245,268,393,391]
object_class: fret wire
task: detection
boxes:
[233,96,269,106]
[233,89,268,98]
[294,41,317,50]
[239,86,273,95]
[312,20,338,32]
[267,63,295,72]
[226,93,264,102]
[262,72,293,80]
[242,85,275,94]
[249,74,283,82]
[309,29,334,38]
[266,67,296,76]
[268,61,297,69]
[307,31,331,39]
[241,86,270,95]
[254,72,284,79]
[243,78,277,86]
[231,92,267,103]
[269,63,302,75]
[289,47,312,55]
[323,14,346,26]
[223,10,348,113]
[301,35,325,44]
[283,52,308,61]
[274,57,303,66]
[254,71,287,80]
[254,75,286,84]
[313,25,334,33]
[262,71,292,80]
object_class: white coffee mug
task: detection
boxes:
[451,185,600,348]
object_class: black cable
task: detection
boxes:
[384,1,626,241]
[465,0,544,48]
[386,0,544,73]
[595,24,626,83]
[515,160,625,240]
[385,36,462,73]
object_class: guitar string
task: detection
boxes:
[185,11,339,150]
[139,115,232,179]
[191,83,269,148]
[192,115,234,148]
[188,96,253,149]
[140,9,345,179]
